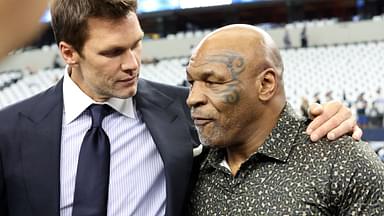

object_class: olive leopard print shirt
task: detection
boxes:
[190,103,384,216]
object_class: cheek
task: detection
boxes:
[135,52,142,73]
[210,83,242,106]
[99,59,121,72]
[135,48,142,61]
[92,61,122,80]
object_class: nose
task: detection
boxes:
[121,49,139,72]
[186,81,207,108]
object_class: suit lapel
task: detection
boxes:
[18,80,64,216]
[135,80,193,216]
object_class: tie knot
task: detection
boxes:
[88,104,112,128]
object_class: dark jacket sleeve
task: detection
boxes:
[0,151,8,215]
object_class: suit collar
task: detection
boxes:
[18,79,64,216]
[135,79,175,111]
[19,79,64,123]
[135,79,194,216]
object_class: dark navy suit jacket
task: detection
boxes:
[0,78,199,216]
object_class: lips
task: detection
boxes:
[192,116,214,126]
[118,76,137,85]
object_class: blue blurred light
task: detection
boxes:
[40,9,51,23]
[232,0,257,3]
[138,0,179,13]
[137,0,260,13]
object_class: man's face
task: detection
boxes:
[186,48,260,148]
[71,13,143,101]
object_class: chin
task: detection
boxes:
[119,86,138,98]
[199,135,227,148]
[197,128,228,148]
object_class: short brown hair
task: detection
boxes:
[51,0,137,54]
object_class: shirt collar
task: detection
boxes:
[256,103,307,162]
[62,66,136,125]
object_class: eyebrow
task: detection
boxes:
[100,34,144,52]
[187,69,226,82]
[130,31,144,46]
[137,32,145,42]
[132,35,143,46]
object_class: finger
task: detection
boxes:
[307,103,323,120]
[309,107,351,141]
[324,118,356,140]
[352,125,363,141]
[307,102,342,135]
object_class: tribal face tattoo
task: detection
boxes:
[202,51,245,104]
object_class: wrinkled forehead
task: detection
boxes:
[189,49,244,67]
[187,49,247,80]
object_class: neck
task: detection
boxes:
[225,100,285,176]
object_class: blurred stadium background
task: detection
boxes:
[0,0,383,159]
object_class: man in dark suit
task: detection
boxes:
[0,0,361,215]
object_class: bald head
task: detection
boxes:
[187,23,286,116]
[186,24,287,150]
[192,24,284,77]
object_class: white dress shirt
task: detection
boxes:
[60,67,166,216]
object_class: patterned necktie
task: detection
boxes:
[72,104,112,216]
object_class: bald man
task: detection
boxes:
[187,24,384,215]
[0,0,48,59]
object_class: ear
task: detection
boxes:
[59,41,80,66]
[257,68,278,102]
